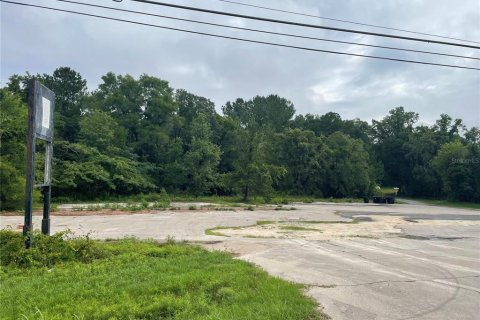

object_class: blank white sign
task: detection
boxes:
[42,97,51,129]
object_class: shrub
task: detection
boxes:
[0,230,108,268]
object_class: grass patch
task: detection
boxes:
[205,224,257,237]
[70,201,171,212]
[0,230,325,320]
[243,235,275,239]
[281,218,361,225]
[256,220,275,226]
[274,206,297,211]
[205,227,230,237]
[269,196,363,204]
[50,193,364,210]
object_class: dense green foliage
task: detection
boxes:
[0,230,106,268]
[1,67,478,209]
[0,231,323,319]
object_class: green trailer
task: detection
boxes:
[372,187,399,204]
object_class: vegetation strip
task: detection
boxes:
[0,230,326,319]
[2,67,477,212]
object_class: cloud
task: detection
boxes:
[1,0,479,127]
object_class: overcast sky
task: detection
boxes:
[1,0,479,127]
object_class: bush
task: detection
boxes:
[0,230,108,268]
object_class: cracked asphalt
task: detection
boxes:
[1,202,479,320]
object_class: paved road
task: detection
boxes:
[2,203,479,320]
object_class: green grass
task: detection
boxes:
[297,218,361,225]
[205,227,231,237]
[256,220,275,226]
[205,225,254,237]
[208,219,361,237]
[0,231,325,320]
[51,193,364,208]
[269,196,362,204]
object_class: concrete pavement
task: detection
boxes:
[1,202,479,320]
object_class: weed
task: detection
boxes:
[274,207,297,211]
[205,227,230,237]
[296,218,361,224]
[0,230,108,268]
[215,207,236,212]
[256,220,275,226]
[165,235,176,244]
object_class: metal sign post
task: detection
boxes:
[24,80,55,247]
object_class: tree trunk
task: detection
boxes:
[243,185,249,201]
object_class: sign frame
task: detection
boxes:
[24,80,55,247]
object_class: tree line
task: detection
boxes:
[1,67,479,209]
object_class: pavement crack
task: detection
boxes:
[310,275,480,290]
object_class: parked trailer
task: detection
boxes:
[373,193,396,204]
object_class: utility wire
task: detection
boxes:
[216,0,480,45]
[129,0,480,50]
[51,0,480,61]
[2,1,479,71]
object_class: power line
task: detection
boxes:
[52,0,480,61]
[2,1,479,71]
[129,0,480,50]
[216,0,480,45]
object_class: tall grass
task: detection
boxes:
[0,231,326,319]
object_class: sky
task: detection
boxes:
[1,0,480,128]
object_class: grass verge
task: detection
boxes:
[49,193,363,208]
[0,230,325,320]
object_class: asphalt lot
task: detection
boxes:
[2,202,479,320]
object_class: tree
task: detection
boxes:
[292,113,373,144]
[41,67,88,142]
[0,89,27,210]
[433,114,464,145]
[431,141,475,201]
[273,129,328,196]
[373,107,419,192]
[404,126,442,197]
[222,95,292,200]
[324,132,374,198]
[226,129,286,201]
[53,142,155,198]
[183,114,222,195]
[96,73,143,144]
[176,89,216,124]
[223,95,295,131]
[79,110,127,154]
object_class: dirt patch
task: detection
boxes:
[209,216,480,240]
[210,216,406,240]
